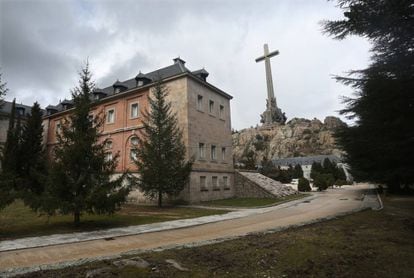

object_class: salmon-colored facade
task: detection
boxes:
[43,58,235,203]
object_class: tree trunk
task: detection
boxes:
[158,191,162,207]
[74,211,80,226]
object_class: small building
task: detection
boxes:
[272,154,352,182]
[0,100,33,147]
[0,100,34,170]
[43,58,235,203]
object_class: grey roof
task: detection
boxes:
[61,99,73,105]
[113,80,127,88]
[93,88,107,95]
[135,72,152,81]
[0,100,33,116]
[272,155,341,166]
[192,68,209,79]
[96,58,190,98]
[45,57,232,116]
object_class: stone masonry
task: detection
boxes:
[234,171,297,198]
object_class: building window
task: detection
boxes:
[88,113,94,123]
[56,122,61,134]
[212,176,219,190]
[104,152,113,162]
[105,140,113,149]
[219,105,224,119]
[209,100,214,114]
[200,176,207,191]
[137,80,144,86]
[106,108,115,123]
[223,176,228,186]
[130,149,137,161]
[199,143,205,159]
[17,108,25,116]
[221,147,226,160]
[223,176,229,189]
[130,103,139,118]
[131,136,139,146]
[197,95,203,111]
[211,145,216,160]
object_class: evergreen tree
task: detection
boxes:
[322,158,336,175]
[133,80,192,207]
[293,164,304,178]
[298,177,311,192]
[335,166,347,182]
[0,99,21,209]
[46,62,130,225]
[0,71,7,109]
[19,102,47,210]
[323,0,414,192]
[310,162,323,180]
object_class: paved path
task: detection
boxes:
[0,183,380,275]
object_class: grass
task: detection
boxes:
[0,200,228,241]
[200,193,308,208]
[23,194,414,278]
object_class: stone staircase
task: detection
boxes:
[236,171,297,198]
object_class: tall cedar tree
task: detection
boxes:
[46,63,130,225]
[0,99,21,209]
[20,102,47,210]
[134,80,192,207]
[323,0,414,192]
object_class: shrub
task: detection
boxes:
[298,177,311,192]
[335,179,347,187]
[314,174,328,191]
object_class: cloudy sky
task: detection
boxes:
[0,0,371,129]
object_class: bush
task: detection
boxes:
[335,179,347,187]
[298,178,311,192]
[314,174,328,191]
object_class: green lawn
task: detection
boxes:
[23,194,414,278]
[0,200,228,240]
[201,193,308,208]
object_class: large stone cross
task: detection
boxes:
[255,43,279,108]
[255,43,286,125]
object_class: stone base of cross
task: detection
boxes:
[260,97,286,125]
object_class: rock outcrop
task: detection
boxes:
[232,116,345,164]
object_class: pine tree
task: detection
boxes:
[0,99,21,209]
[323,0,414,192]
[298,177,311,192]
[293,164,304,178]
[310,162,323,180]
[133,80,192,207]
[19,102,47,210]
[46,62,130,225]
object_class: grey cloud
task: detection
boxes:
[0,0,371,130]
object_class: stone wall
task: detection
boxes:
[234,171,275,198]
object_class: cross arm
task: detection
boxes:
[255,50,280,63]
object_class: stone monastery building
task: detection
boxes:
[43,58,235,203]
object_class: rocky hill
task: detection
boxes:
[232,116,345,164]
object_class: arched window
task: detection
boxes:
[105,140,113,149]
[130,137,139,162]
[130,137,139,146]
